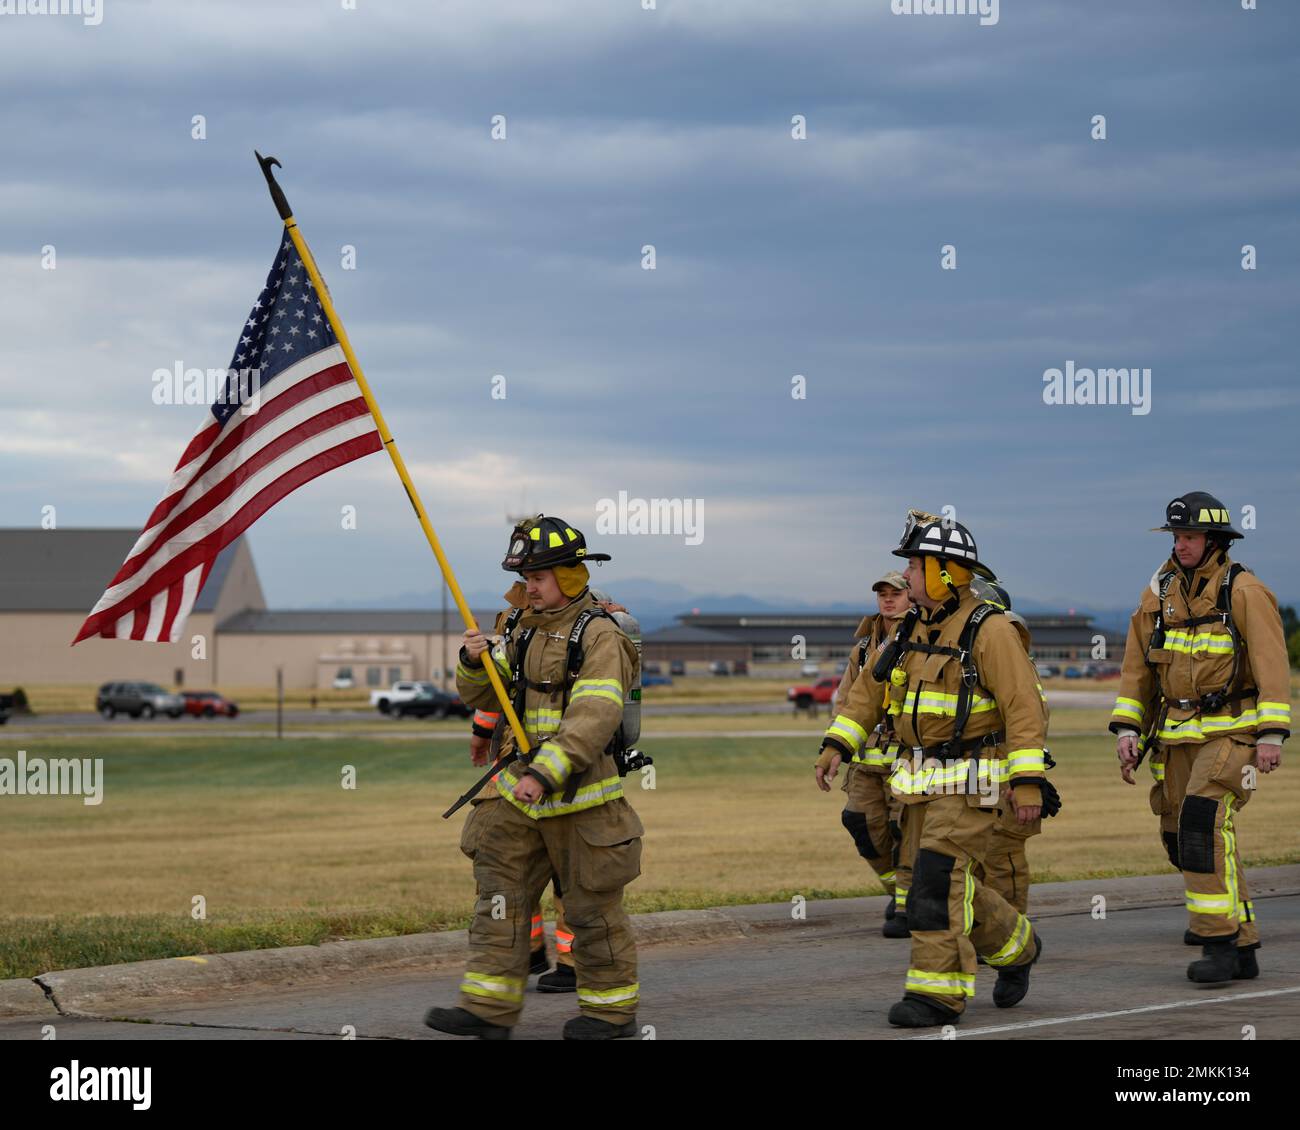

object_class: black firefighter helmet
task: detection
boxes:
[1151,492,1243,540]
[501,515,611,573]
[891,511,997,580]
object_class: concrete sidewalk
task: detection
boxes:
[3,866,1298,1040]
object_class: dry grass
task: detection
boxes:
[1,725,1297,976]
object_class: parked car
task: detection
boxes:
[181,691,239,718]
[642,674,674,688]
[643,662,663,677]
[787,677,841,712]
[96,682,184,719]
[1034,662,1060,679]
[669,660,686,677]
[1064,666,1084,679]
[733,660,749,676]
[709,661,731,676]
[332,674,355,690]
[390,687,470,719]
[0,693,12,726]
[371,681,435,714]
[800,662,821,677]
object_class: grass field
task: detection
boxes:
[2,722,1297,980]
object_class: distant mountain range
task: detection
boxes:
[292,576,1147,634]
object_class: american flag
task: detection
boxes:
[73,235,382,644]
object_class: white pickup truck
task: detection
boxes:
[370,681,435,714]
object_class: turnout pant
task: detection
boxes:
[899,794,1037,1015]
[841,763,898,895]
[530,891,575,968]
[1155,736,1259,947]
[458,797,641,1026]
[975,796,1040,914]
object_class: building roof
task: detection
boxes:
[218,609,500,634]
[0,528,244,613]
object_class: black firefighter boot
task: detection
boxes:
[563,1014,637,1040]
[887,994,959,1029]
[424,1006,511,1040]
[992,934,1044,1009]
[1234,943,1260,980]
[537,963,577,993]
[882,911,911,939]
[1187,937,1238,983]
[529,940,551,976]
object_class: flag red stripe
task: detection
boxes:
[105,393,372,596]
[140,361,354,538]
[73,431,382,643]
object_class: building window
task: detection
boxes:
[388,666,402,683]
[366,666,382,687]
[336,667,353,681]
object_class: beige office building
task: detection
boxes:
[0,529,488,692]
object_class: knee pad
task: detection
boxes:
[841,808,877,860]
[1178,795,1219,874]
[1161,831,1180,870]
[909,849,956,932]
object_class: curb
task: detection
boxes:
[11,865,1300,1020]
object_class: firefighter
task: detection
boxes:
[970,582,1055,916]
[818,512,1046,1027]
[425,516,643,1040]
[1112,493,1289,983]
[816,570,913,938]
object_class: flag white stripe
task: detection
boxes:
[138,378,370,553]
[165,564,206,643]
[127,346,350,566]
[143,588,168,641]
[86,412,379,617]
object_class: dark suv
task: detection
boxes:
[96,682,184,719]
[390,687,469,719]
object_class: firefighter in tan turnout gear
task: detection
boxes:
[1113,492,1290,983]
[815,571,912,937]
[425,516,643,1040]
[820,512,1046,1028]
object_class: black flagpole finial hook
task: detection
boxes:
[254,150,293,221]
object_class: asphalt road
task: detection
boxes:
[4,871,1296,1041]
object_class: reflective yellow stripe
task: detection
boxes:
[573,678,623,693]
[578,983,640,1008]
[888,757,1008,796]
[851,747,894,767]
[879,870,897,883]
[1185,891,1235,915]
[1161,629,1234,655]
[497,773,625,818]
[1223,795,1241,921]
[461,970,525,1003]
[904,969,975,997]
[903,690,998,717]
[1158,710,1258,742]
[895,888,908,909]
[1006,748,1045,775]
[1150,761,1166,782]
[457,661,488,685]
[1257,701,1291,724]
[826,714,868,753]
[525,707,564,734]
[962,860,974,935]
[571,685,624,706]
[1112,697,1145,723]
[491,648,511,680]
[531,741,572,786]
[985,914,1032,967]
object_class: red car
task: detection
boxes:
[181,691,239,718]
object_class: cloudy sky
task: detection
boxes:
[2,0,1297,614]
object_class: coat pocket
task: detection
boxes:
[575,804,644,892]
[459,797,499,860]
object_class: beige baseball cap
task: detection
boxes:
[872,570,909,592]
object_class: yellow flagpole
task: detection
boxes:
[254,152,531,759]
